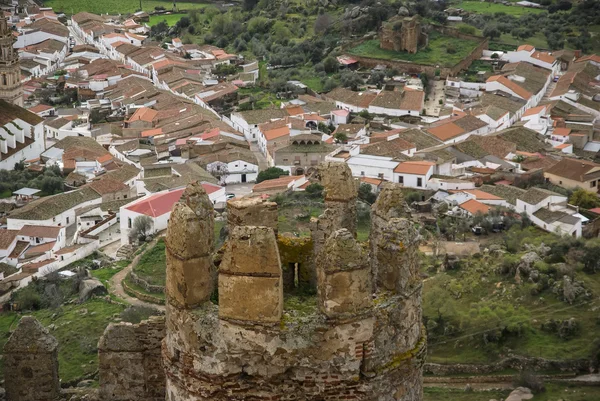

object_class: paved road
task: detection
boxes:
[108,238,165,312]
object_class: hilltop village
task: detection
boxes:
[0,0,599,400]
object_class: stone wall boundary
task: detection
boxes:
[341,24,488,78]
[129,270,165,294]
[123,278,165,305]
[424,354,590,376]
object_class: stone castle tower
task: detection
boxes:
[159,161,425,400]
[380,15,428,54]
[0,11,23,107]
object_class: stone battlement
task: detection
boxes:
[158,162,426,401]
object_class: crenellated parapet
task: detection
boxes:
[151,162,424,400]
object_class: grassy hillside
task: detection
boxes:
[45,0,211,15]
[424,226,600,364]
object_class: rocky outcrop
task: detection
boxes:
[79,277,107,302]
[4,316,60,401]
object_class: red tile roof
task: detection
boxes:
[523,105,547,117]
[553,127,571,137]
[253,175,302,192]
[24,241,55,257]
[263,126,290,141]
[0,229,18,250]
[125,184,221,217]
[486,75,532,100]
[127,107,157,123]
[28,104,53,113]
[125,188,185,218]
[18,225,61,238]
[393,161,434,175]
[459,199,490,215]
[517,44,535,52]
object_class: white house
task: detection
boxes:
[119,183,225,245]
[206,157,258,185]
[515,187,582,237]
[502,44,559,74]
[367,89,424,117]
[7,187,102,230]
[521,104,551,134]
[331,109,349,126]
[0,100,46,170]
[393,161,434,189]
[346,155,399,182]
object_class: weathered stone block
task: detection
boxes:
[166,203,213,260]
[99,317,166,401]
[227,197,278,231]
[218,275,283,323]
[375,218,420,294]
[317,229,372,318]
[318,161,358,201]
[4,316,60,401]
[166,251,214,308]
[220,226,281,275]
[320,268,372,317]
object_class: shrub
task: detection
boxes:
[513,371,545,394]
[256,167,289,183]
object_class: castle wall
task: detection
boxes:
[4,317,60,401]
[159,166,425,400]
[98,316,166,401]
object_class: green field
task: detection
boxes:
[456,1,546,16]
[45,0,211,15]
[0,299,126,383]
[424,384,600,401]
[133,238,166,286]
[148,13,186,26]
[348,32,481,67]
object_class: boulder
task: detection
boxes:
[505,387,533,401]
[79,278,107,302]
[398,6,410,16]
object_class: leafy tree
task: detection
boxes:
[323,57,338,74]
[483,24,501,40]
[323,78,339,92]
[334,132,348,143]
[305,183,324,198]
[358,110,372,121]
[458,24,476,35]
[14,160,24,171]
[340,71,363,91]
[569,188,600,209]
[256,167,289,183]
[314,13,333,34]
[358,183,377,204]
[367,71,385,87]
[129,215,154,243]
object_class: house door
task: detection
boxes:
[241,174,247,183]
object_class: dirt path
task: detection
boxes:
[109,238,165,312]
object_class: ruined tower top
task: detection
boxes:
[161,164,425,401]
[372,181,411,220]
[4,316,60,401]
[5,316,58,353]
[318,161,358,202]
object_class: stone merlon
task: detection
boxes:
[165,182,215,309]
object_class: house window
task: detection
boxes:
[361,171,365,176]
[66,217,69,224]
[591,180,597,188]
[128,218,132,228]
[417,177,422,187]
[398,176,404,184]
[378,173,384,179]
